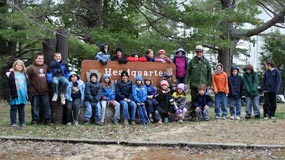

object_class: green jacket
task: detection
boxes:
[185,56,212,88]
[243,71,259,96]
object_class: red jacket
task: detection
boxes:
[212,72,229,94]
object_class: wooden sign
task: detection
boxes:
[81,60,176,87]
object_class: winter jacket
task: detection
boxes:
[146,84,157,97]
[127,56,147,62]
[156,89,175,117]
[243,70,259,96]
[145,56,155,62]
[172,91,186,110]
[3,69,31,101]
[66,79,85,102]
[185,56,212,88]
[115,79,133,101]
[132,84,147,103]
[101,74,116,101]
[84,80,102,103]
[26,63,49,96]
[154,57,172,63]
[261,68,282,93]
[173,48,188,78]
[193,93,213,109]
[95,43,110,63]
[228,66,243,98]
[212,64,229,94]
[47,60,70,83]
[111,55,128,64]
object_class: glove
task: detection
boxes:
[101,96,107,101]
[99,59,107,65]
[176,109,183,115]
[108,100,115,107]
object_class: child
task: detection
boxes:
[127,52,147,62]
[111,47,128,64]
[84,73,102,125]
[172,83,188,122]
[144,77,158,122]
[194,84,213,121]
[156,80,175,123]
[132,75,148,125]
[145,49,155,62]
[155,49,172,63]
[243,64,260,119]
[161,67,177,93]
[228,66,243,120]
[116,70,137,125]
[3,60,31,128]
[65,71,85,126]
[47,52,70,105]
[95,43,110,65]
[212,63,229,120]
[173,48,188,83]
[100,74,121,124]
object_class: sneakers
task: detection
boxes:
[131,121,136,125]
[60,94,66,105]
[67,122,72,126]
[74,121,79,126]
[52,93,58,101]
[112,118,119,125]
[178,120,183,123]
[222,116,226,120]
[264,116,269,120]
[31,121,38,126]
[271,117,276,119]
[84,119,90,125]
[11,124,18,128]
[215,116,220,119]
[230,116,234,120]
[124,120,129,125]
[149,114,154,122]
[236,116,241,120]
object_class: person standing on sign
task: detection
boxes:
[185,45,212,120]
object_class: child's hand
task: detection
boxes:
[204,105,209,110]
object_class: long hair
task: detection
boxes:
[12,59,26,73]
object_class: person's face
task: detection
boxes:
[122,75,128,82]
[177,88,183,94]
[161,84,168,90]
[54,54,62,62]
[35,55,44,65]
[216,65,222,72]
[104,45,108,52]
[90,76,97,83]
[15,63,24,72]
[178,51,183,56]
[145,80,151,85]
[196,50,203,58]
[136,80,142,85]
[104,77,110,83]
[198,89,205,95]
[265,64,271,70]
[116,51,122,57]
[148,51,154,58]
[232,70,238,76]
[71,75,78,82]
[134,55,138,60]
[159,54,166,58]
[166,69,172,75]
[246,69,252,73]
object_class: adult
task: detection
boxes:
[145,49,155,62]
[95,43,110,65]
[173,47,188,83]
[261,62,282,119]
[27,54,52,125]
[111,47,128,64]
[185,45,212,120]
[115,70,137,125]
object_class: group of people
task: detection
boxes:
[2,43,282,128]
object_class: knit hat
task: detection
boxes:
[135,75,143,81]
[244,64,254,71]
[176,83,185,91]
[160,80,169,87]
[69,71,80,81]
[90,72,98,79]
[158,49,166,56]
[195,45,204,51]
[121,70,129,77]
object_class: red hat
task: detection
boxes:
[160,80,169,87]
[158,49,166,56]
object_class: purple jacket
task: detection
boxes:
[173,48,187,78]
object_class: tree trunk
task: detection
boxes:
[56,30,68,62]
[84,0,102,27]
[42,38,56,65]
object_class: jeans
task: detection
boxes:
[120,100,137,121]
[245,95,260,117]
[137,104,148,124]
[31,94,51,122]
[145,98,158,114]
[196,107,209,120]
[84,101,100,121]
[66,98,81,122]
[176,77,185,84]
[52,76,69,95]
[263,92,277,118]
[229,97,241,117]
[10,104,25,125]
[215,92,227,117]
[100,100,120,122]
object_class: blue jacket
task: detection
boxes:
[115,79,133,101]
[228,66,243,98]
[193,93,213,109]
[66,79,85,102]
[95,43,110,63]
[101,74,116,101]
[261,68,282,93]
[84,80,102,103]
[146,84,157,97]
[132,84,147,103]
[47,60,70,83]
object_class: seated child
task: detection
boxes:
[194,84,213,121]
[172,83,188,122]
[144,77,158,122]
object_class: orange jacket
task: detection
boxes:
[212,72,229,94]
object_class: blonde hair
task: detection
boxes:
[12,59,26,73]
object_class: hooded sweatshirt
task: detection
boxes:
[212,63,229,94]
[261,67,282,93]
[228,65,243,98]
[132,75,147,103]
[173,48,188,78]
